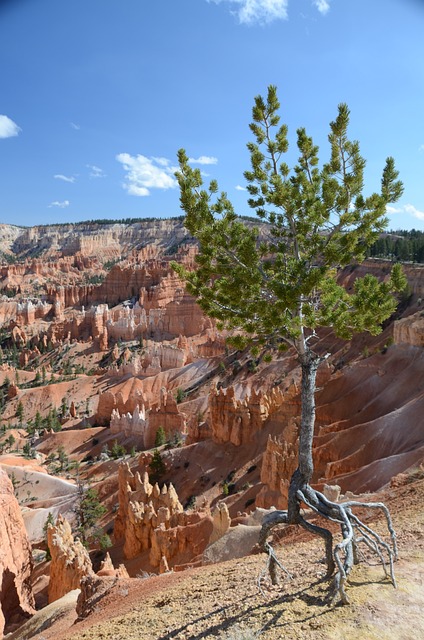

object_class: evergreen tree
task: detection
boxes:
[57,445,69,471]
[34,410,42,430]
[149,449,166,479]
[154,425,166,447]
[16,400,24,424]
[43,512,55,561]
[110,439,126,459]
[75,480,107,548]
[173,86,405,604]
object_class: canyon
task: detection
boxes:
[0,218,423,638]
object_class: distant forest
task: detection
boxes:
[367,229,424,263]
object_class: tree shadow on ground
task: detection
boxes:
[160,576,333,640]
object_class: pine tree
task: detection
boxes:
[154,425,166,447]
[75,480,107,548]
[16,400,24,425]
[43,511,55,561]
[173,86,405,604]
[149,449,166,479]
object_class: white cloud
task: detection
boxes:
[404,204,424,221]
[48,200,70,208]
[419,144,424,153]
[116,153,177,197]
[70,122,80,130]
[189,155,218,165]
[386,203,424,221]
[313,0,330,15]
[54,174,75,183]
[386,205,402,214]
[87,164,106,178]
[0,115,21,139]
[235,184,247,191]
[209,0,289,25]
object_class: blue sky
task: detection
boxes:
[1,0,424,229]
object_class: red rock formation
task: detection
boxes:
[393,310,424,346]
[47,516,94,603]
[145,390,186,449]
[256,434,298,509]
[96,553,129,578]
[114,463,212,569]
[107,388,186,449]
[0,468,35,635]
[208,501,231,545]
[209,384,293,446]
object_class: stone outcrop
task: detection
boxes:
[96,553,129,578]
[146,390,186,448]
[208,501,231,545]
[0,468,35,635]
[393,310,424,346]
[256,434,298,509]
[109,389,186,448]
[47,516,94,603]
[114,463,212,569]
[114,463,183,560]
[75,553,130,621]
[110,404,148,439]
[209,384,296,446]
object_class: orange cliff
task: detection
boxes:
[0,468,35,636]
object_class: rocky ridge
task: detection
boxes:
[0,219,423,637]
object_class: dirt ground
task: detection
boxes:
[25,473,424,640]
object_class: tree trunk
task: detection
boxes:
[287,349,320,524]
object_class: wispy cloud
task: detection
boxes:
[387,203,424,221]
[0,115,21,139]
[235,184,247,191]
[404,204,424,221]
[419,144,424,153]
[313,0,330,16]
[208,0,289,25]
[48,200,70,208]
[116,153,177,197]
[70,122,80,130]
[54,174,76,183]
[87,164,106,178]
[189,155,218,165]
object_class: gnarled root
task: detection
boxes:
[259,485,397,605]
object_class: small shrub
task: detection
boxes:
[247,359,257,373]
[149,449,166,477]
[175,387,186,404]
[110,440,126,459]
[155,425,166,447]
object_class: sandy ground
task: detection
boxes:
[20,473,424,640]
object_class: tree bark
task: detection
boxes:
[287,349,320,524]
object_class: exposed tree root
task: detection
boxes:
[258,484,398,605]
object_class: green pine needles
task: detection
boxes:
[173,86,406,605]
[173,85,406,357]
